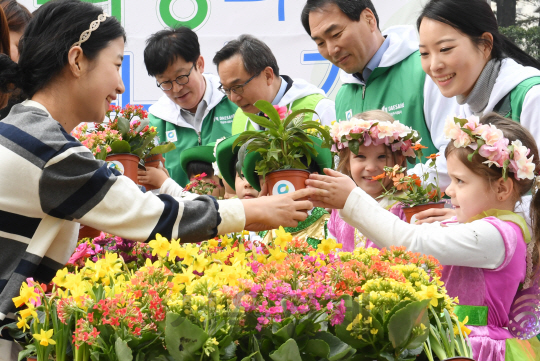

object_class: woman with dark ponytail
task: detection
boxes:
[0,1,312,354]
[415,0,540,224]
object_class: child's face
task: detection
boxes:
[235,173,259,199]
[222,178,237,199]
[445,153,501,222]
[348,144,395,198]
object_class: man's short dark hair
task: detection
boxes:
[144,26,200,77]
[301,0,379,36]
[213,34,279,77]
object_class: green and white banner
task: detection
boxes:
[19,0,426,108]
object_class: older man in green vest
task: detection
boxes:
[144,27,238,187]
[301,0,457,158]
[213,34,335,134]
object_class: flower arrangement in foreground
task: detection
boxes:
[184,172,219,195]
[3,231,472,361]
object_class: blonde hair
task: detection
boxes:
[336,110,404,176]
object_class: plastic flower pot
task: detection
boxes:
[140,154,165,191]
[78,224,101,240]
[402,201,446,223]
[266,169,310,198]
[106,153,140,184]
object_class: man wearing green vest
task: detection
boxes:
[144,27,238,187]
[212,34,335,134]
[301,0,457,158]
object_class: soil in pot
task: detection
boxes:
[402,201,445,223]
[106,153,140,184]
[266,169,310,197]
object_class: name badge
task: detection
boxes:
[346,109,353,120]
[166,130,177,142]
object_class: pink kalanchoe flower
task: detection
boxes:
[273,105,289,120]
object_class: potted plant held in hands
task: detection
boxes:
[103,105,175,184]
[233,100,332,195]
[374,148,445,223]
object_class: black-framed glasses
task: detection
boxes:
[156,64,195,91]
[218,71,261,96]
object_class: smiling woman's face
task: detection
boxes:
[419,18,491,98]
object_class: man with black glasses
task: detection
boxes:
[213,35,335,134]
[144,27,238,186]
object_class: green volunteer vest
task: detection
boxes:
[335,51,438,161]
[150,97,238,187]
[493,76,540,122]
[231,93,326,135]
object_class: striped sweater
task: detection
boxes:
[0,102,245,318]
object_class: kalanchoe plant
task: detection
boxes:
[103,104,175,160]
[374,148,445,208]
[233,100,333,179]
[184,172,219,196]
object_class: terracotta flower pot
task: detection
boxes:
[139,154,165,191]
[106,153,140,184]
[402,201,445,223]
[266,169,310,197]
[78,224,101,240]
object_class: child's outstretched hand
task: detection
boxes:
[137,167,169,188]
[305,168,357,209]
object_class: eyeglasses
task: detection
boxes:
[218,72,261,96]
[156,64,195,91]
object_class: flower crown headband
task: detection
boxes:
[444,115,535,180]
[330,118,422,160]
[71,12,110,48]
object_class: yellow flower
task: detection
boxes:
[193,254,209,273]
[220,235,232,247]
[12,283,39,308]
[52,268,70,287]
[182,245,199,265]
[273,226,292,248]
[454,316,472,336]
[19,304,38,321]
[168,239,186,262]
[230,250,246,265]
[370,328,378,335]
[317,238,343,255]
[417,285,443,307]
[16,317,29,332]
[33,329,56,347]
[148,233,171,258]
[268,247,287,264]
[208,238,220,248]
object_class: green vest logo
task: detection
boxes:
[37,0,123,23]
[158,0,210,30]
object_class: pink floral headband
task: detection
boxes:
[444,115,535,180]
[330,118,422,160]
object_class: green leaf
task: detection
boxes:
[388,299,430,350]
[313,331,354,361]
[115,338,133,361]
[305,339,330,358]
[149,142,176,155]
[283,108,316,128]
[164,313,209,361]
[348,139,360,155]
[220,336,237,359]
[18,345,36,361]
[383,300,413,329]
[110,140,131,154]
[269,339,302,361]
[254,100,282,124]
[117,117,131,136]
[240,352,262,361]
[272,322,295,345]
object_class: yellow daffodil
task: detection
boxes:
[208,238,220,248]
[193,255,209,273]
[168,239,186,262]
[16,317,29,331]
[33,329,56,347]
[454,316,472,336]
[230,250,246,265]
[19,304,38,321]
[268,247,287,264]
[220,235,232,247]
[317,238,343,255]
[417,284,443,307]
[52,268,70,287]
[12,283,39,308]
[273,226,292,248]
[148,233,171,258]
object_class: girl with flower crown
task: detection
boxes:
[327,110,415,251]
[308,112,540,361]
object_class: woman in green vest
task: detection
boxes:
[414,0,540,224]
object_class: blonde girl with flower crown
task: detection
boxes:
[308,112,540,361]
[327,110,424,252]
